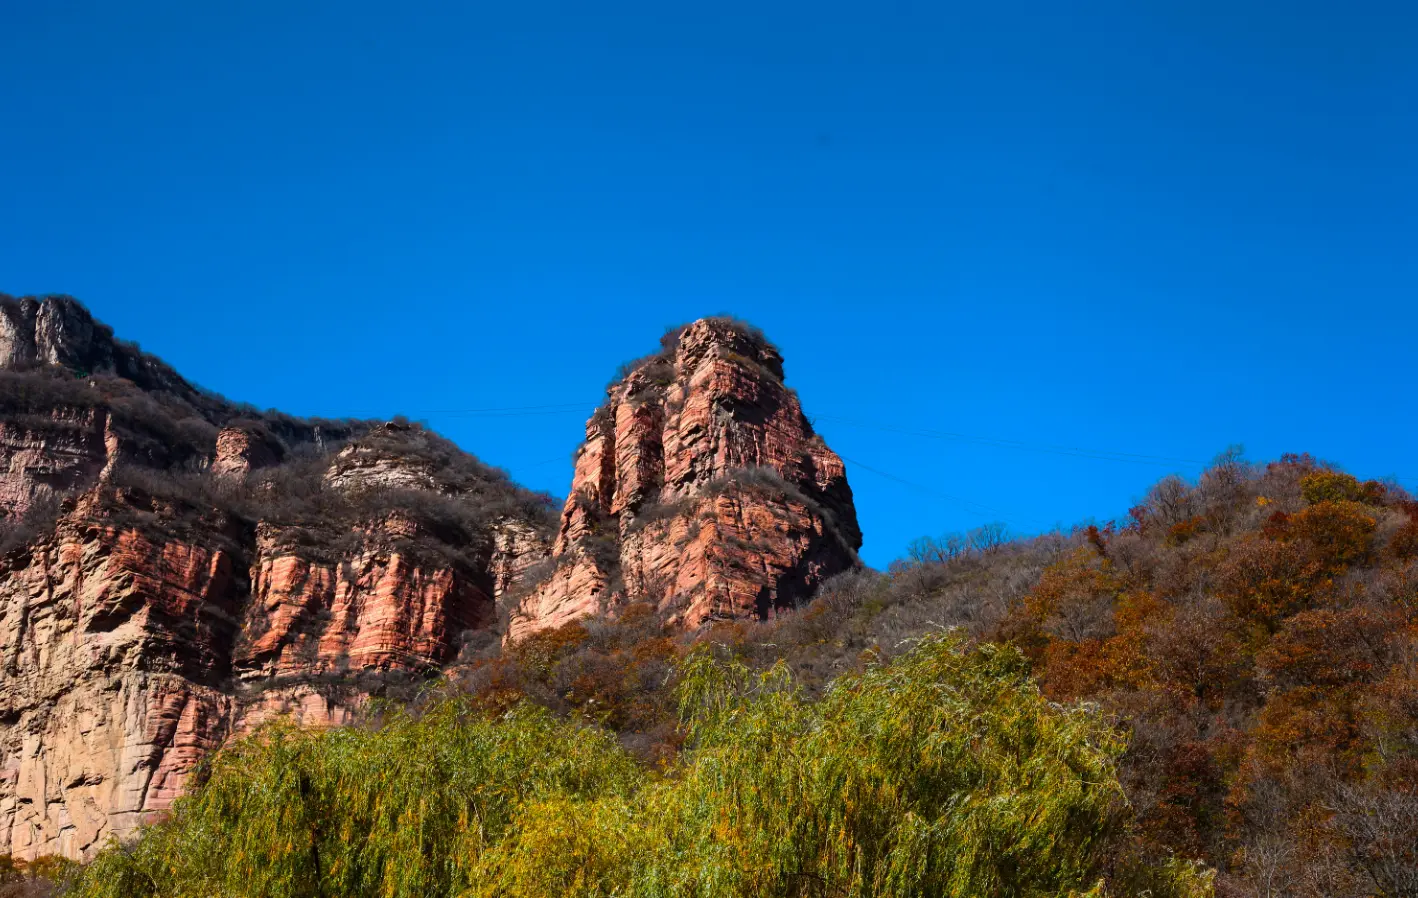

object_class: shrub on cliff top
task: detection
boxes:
[67,634,1211,898]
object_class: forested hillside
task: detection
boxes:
[1,298,1412,897]
[57,451,1418,897]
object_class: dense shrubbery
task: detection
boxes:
[983,455,1418,897]
[458,602,683,763]
[0,853,79,897]
[449,453,1416,897]
[67,635,1209,898]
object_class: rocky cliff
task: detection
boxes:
[508,318,860,641]
[0,295,557,858]
[0,487,246,858]
[0,299,858,859]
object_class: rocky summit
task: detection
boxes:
[508,317,861,641]
[0,297,860,859]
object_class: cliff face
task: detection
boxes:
[509,318,860,640]
[0,408,115,519]
[0,297,205,407]
[211,426,284,480]
[0,490,242,858]
[0,299,857,858]
[235,513,495,682]
[0,437,550,858]
[0,296,557,858]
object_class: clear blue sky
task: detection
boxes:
[3,1,1415,567]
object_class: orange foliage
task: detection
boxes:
[1253,686,1364,772]
[1386,500,1418,561]
[1005,457,1418,892]
[1166,516,1206,546]
[508,621,591,675]
[1214,537,1323,630]
[1286,500,1378,569]
[1257,606,1400,690]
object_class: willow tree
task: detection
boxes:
[69,635,1212,898]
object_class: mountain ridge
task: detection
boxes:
[0,295,861,859]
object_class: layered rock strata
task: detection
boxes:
[0,297,556,858]
[509,318,860,640]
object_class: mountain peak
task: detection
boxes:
[0,294,202,402]
[510,318,858,640]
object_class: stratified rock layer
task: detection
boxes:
[0,409,115,518]
[0,470,537,858]
[0,491,242,858]
[0,298,556,858]
[509,318,860,640]
[235,514,495,680]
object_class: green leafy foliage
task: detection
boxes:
[66,637,1209,898]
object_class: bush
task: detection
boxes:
[1300,471,1385,506]
[66,636,1210,898]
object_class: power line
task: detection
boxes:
[405,403,587,414]
[388,404,1202,468]
[424,409,588,419]
[336,402,590,420]
[837,452,1047,528]
[518,455,572,469]
[814,414,1204,467]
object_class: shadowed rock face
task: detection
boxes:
[0,297,556,858]
[508,318,861,641]
[0,297,204,403]
[212,426,284,480]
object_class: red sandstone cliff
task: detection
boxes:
[0,299,856,859]
[0,296,556,858]
[0,489,243,857]
[508,318,860,641]
[0,408,115,519]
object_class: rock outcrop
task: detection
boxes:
[0,409,116,519]
[0,296,205,405]
[509,318,860,641]
[0,490,243,858]
[234,513,495,681]
[212,425,284,480]
[0,296,556,858]
[0,299,861,858]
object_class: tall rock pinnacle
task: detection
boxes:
[509,317,861,640]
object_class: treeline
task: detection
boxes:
[66,635,1209,898]
[459,451,1418,896]
[42,450,1418,896]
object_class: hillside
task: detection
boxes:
[456,452,1418,897]
[0,295,1412,897]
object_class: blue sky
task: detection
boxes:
[3,0,1415,567]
